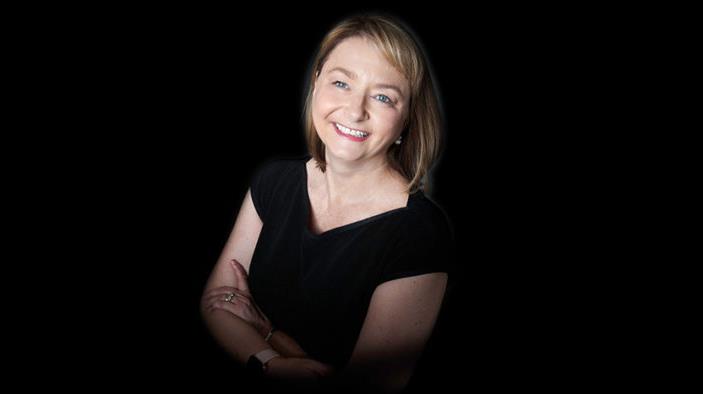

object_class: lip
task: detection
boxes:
[334,122,370,142]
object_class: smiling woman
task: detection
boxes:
[304,18,443,195]
[311,37,409,158]
[201,14,453,393]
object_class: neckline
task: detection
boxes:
[302,156,419,238]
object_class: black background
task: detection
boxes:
[33,4,633,391]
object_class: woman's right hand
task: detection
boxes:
[266,356,335,382]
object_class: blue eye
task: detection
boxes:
[334,81,348,89]
[374,94,393,104]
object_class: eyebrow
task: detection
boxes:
[328,67,405,99]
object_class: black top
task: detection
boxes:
[248,155,454,368]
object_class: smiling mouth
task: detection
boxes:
[334,122,370,140]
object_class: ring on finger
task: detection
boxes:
[224,293,235,303]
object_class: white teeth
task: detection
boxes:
[336,123,369,138]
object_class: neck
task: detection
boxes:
[319,154,399,206]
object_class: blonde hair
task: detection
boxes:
[302,14,444,194]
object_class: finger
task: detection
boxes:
[204,286,249,300]
[206,293,251,307]
[210,283,264,320]
[205,287,250,299]
[207,291,247,308]
[313,362,335,377]
[230,260,251,295]
[228,290,251,303]
[209,300,241,316]
[203,286,237,298]
[209,301,254,324]
[203,294,226,312]
[252,299,268,320]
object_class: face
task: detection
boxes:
[312,36,410,165]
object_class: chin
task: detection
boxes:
[325,145,365,163]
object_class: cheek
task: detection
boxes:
[311,90,334,132]
[314,87,339,113]
[375,110,405,134]
[311,89,324,115]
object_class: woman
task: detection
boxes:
[201,14,453,393]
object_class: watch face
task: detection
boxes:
[247,355,264,374]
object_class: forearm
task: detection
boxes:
[262,329,388,390]
[267,347,383,392]
[202,308,270,365]
[264,355,336,389]
[267,329,308,358]
[202,309,324,380]
[201,293,334,385]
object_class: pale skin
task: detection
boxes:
[201,36,448,392]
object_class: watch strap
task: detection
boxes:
[253,348,280,365]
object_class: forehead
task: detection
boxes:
[324,36,408,87]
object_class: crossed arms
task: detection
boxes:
[200,189,447,392]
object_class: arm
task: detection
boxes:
[203,187,444,389]
[320,272,449,393]
[267,329,309,358]
[200,189,329,377]
[201,189,267,363]
[267,273,447,392]
[202,189,261,291]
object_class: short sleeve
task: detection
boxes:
[378,204,455,284]
[249,160,280,222]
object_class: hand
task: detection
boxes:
[201,259,272,336]
[266,356,336,382]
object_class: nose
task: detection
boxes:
[344,92,369,122]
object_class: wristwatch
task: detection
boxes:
[246,348,280,376]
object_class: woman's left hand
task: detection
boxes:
[202,259,272,337]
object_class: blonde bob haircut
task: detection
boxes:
[303,14,444,194]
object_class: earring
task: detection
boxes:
[395,136,403,145]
